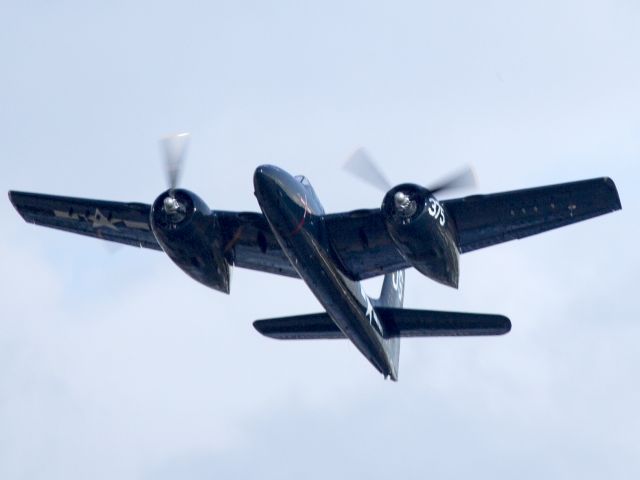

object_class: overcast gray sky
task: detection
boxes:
[1,1,639,478]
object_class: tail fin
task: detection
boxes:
[375,270,405,380]
[376,270,405,308]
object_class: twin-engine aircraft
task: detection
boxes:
[9,134,622,380]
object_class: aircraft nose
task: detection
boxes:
[254,164,278,185]
[253,165,284,200]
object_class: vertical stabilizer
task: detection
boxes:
[375,270,405,380]
[377,270,405,308]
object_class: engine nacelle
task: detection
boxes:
[381,183,459,288]
[150,189,231,293]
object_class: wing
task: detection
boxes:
[216,211,298,278]
[9,191,405,281]
[322,177,621,279]
[10,176,621,281]
[323,209,410,280]
[9,191,162,250]
[442,177,622,253]
[9,191,299,277]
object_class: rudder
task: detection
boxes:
[376,270,405,308]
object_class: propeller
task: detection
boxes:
[428,165,476,195]
[160,132,191,219]
[344,147,392,191]
[161,132,191,192]
[344,147,476,197]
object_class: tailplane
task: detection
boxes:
[253,308,510,339]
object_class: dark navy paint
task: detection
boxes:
[8,165,622,381]
[253,165,402,379]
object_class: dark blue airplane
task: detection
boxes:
[9,135,622,380]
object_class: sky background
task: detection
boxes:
[1,1,639,478]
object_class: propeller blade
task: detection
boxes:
[343,147,392,192]
[428,165,477,196]
[161,132,191,190]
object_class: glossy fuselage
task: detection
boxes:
[253,165,399,380]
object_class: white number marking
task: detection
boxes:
[427,198,446,226]
[392,270,405,301]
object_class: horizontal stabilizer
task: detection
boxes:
[376,307,511,337]
[254,308,510,340]
[254,313,343,340]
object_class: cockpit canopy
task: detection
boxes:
[294,175,311,186]
[293,174,324,214]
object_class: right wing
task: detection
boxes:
[443,177,622,253]
[9,191,162,250]
[9,191,299,278]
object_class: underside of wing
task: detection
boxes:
[10,191,300,278]
[443,177,621,253]
[323,209,410,280]
[12,176,620,282]
[216,211,299,278]
[9,191,162,250]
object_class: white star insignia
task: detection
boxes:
[90,208,119,230]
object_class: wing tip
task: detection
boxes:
[601,177,622,211]
[8,190,31,223]
[8,190,18,207]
